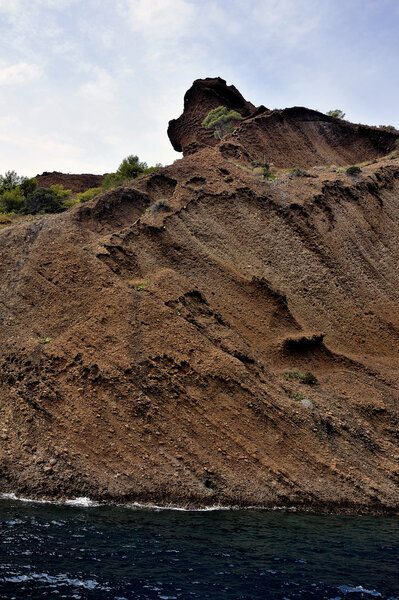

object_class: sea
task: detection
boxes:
[0,496,398,600]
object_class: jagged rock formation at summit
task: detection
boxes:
[0,78,399,513]
[168,77,397,167]
[168,77,258,156]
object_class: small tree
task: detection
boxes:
[327,109,346,119]
[0,170,24,192]
[117,155,147,179]
[201,106,243,139]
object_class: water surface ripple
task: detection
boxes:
[0,499,398,599]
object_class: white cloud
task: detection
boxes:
[0,61,42,85]
[123,0,195,37]
[77,67,116,103]
[250,0,323,46]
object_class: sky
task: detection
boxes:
[0,0,398,177]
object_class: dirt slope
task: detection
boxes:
[0,79,399,513]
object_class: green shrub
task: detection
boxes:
[77,187,102,203]
[262,164,276,180]
[284,370,318,385]
[346,166,362,176]
[19,177,37,197]
[62,197,81,209]
[102,172,126,191]
[0,171,37,214]
[101,157,162,192]
[289,167,308,177]
[50,184,72,201]
[0,187,25,212]
[202,106,243,139]
[327,109,345,119]
[378,125,397,132]
[117,154,148,179]
[26,188,66,214]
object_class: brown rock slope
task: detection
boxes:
[35,171,104,193]
[0,79,399,513]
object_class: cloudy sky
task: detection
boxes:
[0,0,398,176]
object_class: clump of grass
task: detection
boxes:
[131,280,150,291]
[146,199,172,214]
[292,392,306,401]
[284,370,318,385]
[262,164,277,180]
[37,337,52,344]
[288,167,308,177]
[235,162,254,174]
[0,214,12,224]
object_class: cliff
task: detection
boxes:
[0,78,398,513]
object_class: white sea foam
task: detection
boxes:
[0,493,57,505]
[2,572,102,590]
[0,493,99,508]
[126,501,237,512]
[64,497,100,507]
[0,492,299,512]
[338,585,382,597]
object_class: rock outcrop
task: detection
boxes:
[168,78,398,168]
[35,171,105,193]
[167,77,258,156]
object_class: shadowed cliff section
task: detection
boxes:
[0,78,399,514]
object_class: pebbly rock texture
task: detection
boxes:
[0,79,399,513]
[35,172,105,194]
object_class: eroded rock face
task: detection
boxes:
[168,78,398,167]
[1,78,399,513]
[167,77,258,156]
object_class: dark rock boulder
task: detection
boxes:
[167,77,258,156]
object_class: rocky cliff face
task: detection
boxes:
[0,79,398,513]
[167,77,258,155]
[168,78,397,167]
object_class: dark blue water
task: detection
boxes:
[0,498,398,600]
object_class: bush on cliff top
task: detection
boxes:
[102,155,162,191]
[327,109,346,119]
[202,106,243,139]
